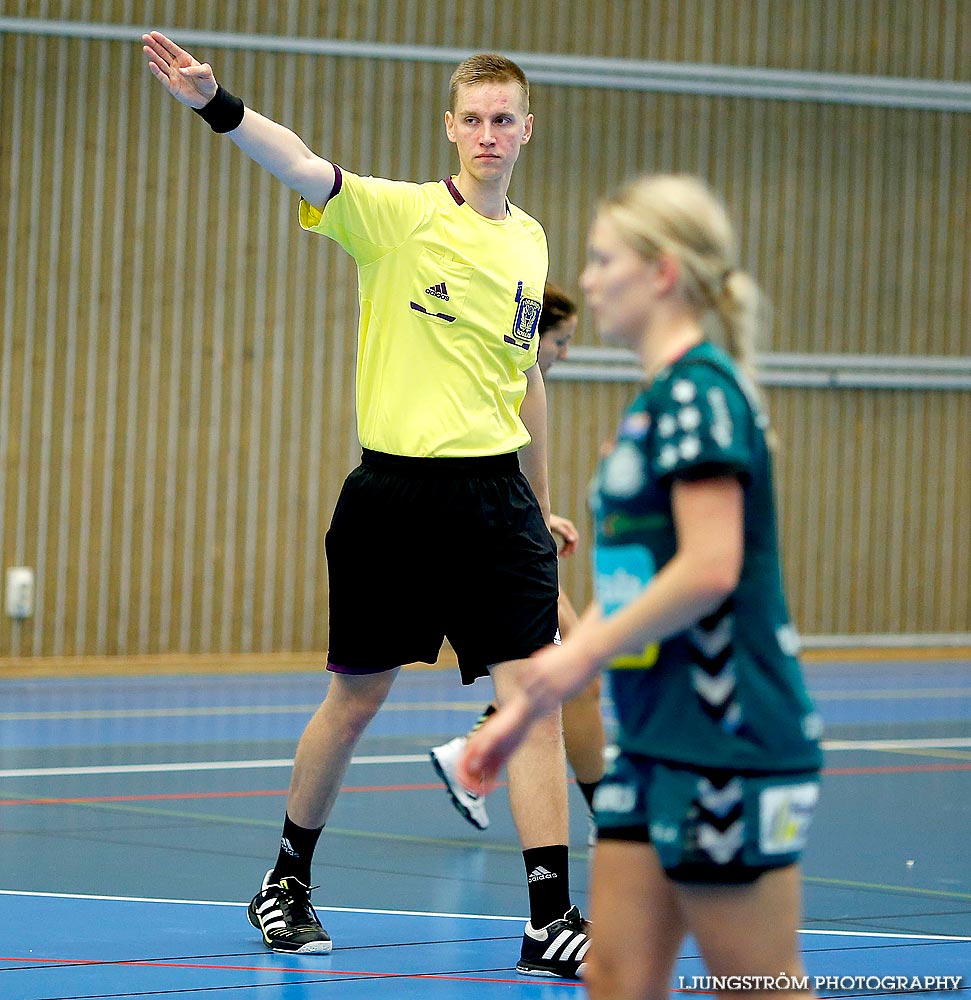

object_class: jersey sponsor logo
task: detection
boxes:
[594,782,637,815]
[708,386,734,448]
[424,281,450,300]
[758,781,819,855]
[601,441,646,498]
[595,542,661,669]
[649,821,679,844]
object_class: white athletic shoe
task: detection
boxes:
[429,735,490,830]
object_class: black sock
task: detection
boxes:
[271,813,323,886]
[577,779,600,815]
[522,844,570,929]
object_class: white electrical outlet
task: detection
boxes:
[6,567,35,619]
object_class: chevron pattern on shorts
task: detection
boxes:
[694,773,744,865]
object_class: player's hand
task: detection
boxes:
[550,513,579,556]
[457,694,533,796]
[142,31,218,110]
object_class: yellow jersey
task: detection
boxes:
[300,169,548,457]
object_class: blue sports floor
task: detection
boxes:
[1,655,969,998]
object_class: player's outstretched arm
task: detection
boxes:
[142,31,336,208]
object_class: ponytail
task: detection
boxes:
[716,268,759,389]
[717,268,775,447]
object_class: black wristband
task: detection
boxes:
[192,85,245,133]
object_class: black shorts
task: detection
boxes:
[325,449,559,683]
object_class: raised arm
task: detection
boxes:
[142,31,336,208]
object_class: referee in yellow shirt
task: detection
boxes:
[143,32,589,979]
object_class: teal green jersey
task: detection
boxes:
[590,342,822,774]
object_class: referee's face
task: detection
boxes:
[445,81,533,184]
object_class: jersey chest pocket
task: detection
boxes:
[409,249,474,326]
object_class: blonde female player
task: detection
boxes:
[460,175,823,1000]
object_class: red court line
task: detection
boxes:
[2,763,968,808]
[0,781,508,808]
[0,953,581,987]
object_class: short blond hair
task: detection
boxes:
[448,53,529,113]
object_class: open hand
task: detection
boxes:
[456,697,533,797]
[142,31,217,109]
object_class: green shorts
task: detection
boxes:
[594,752,819,884]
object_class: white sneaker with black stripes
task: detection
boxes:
[517,904,590,979]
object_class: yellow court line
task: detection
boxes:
[803,647,971,663]
[804,874,971,902]
[1,647,968,679]
[0,654,459,679]
[857,745,971,763]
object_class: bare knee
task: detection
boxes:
[567,674,602,710]
[584,951,665,1000]
[321,672,393,739]
[523,706,564,745]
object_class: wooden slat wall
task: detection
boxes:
[1,1,969,656]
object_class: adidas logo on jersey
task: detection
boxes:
[528,866,557,883]
[425,281,450,300]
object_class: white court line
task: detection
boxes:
[0,889,968,940]
[2,687,968,722]
[823,737,971,751]
[0,702,485,722]
[0,754,426,778]
[3,738,970,779]
[0,887,524,921]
